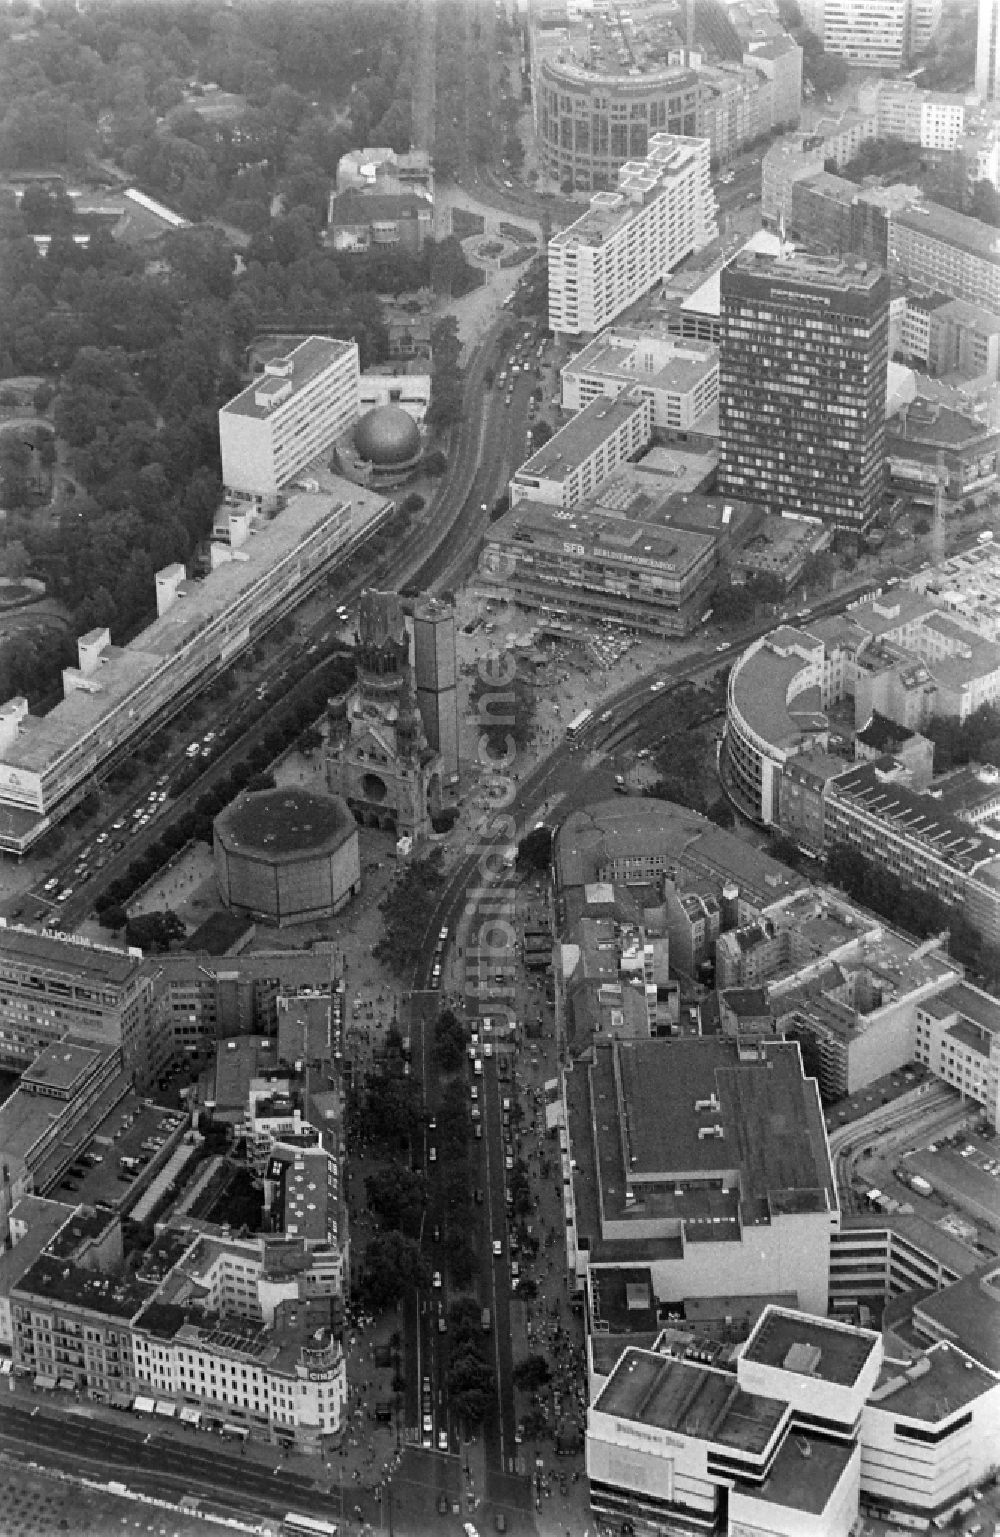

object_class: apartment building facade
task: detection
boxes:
[888,202,1000,313]
[548,134,718,338]
[509,393,652,510]
[560,326,719,433]
[219,336,361,512]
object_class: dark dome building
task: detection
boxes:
[352,404,422,483]
[214,788,360,926]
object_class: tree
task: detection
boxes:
[374,851,447,976]
[513,1354,551,1390]
[530,418,553,448]
[447,1346,494,1427]
[365,1166,427,1235]
[518,825,552,871]
[98,904,128,932]
[434,1008,467,1072]
[361,1232,429,1309]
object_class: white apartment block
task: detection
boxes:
[548,133,718,338]
[560,325,719,433]
[802,0,918,68]
[509,393,652,510]
[912,981,1000,1122]
[219,336,360,511]
[864,80,970,152]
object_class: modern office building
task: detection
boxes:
[483,492,719,638]
[563,1035,838,1316]
[560,325,719,434]
[509,393,652,510]
[548,134,718,338]
[529,5,801,189]
[219,336,360,512]
[0,1036,128,1242]
[977,0,1000,102]
[0,483,391,856]
[800,0,938,68]
[718,251,890,528]
[532,38,703,194]
[589,1305,1000,1537]
[590,1307,881,1537]
[824,758,1000,950]
[0,925,160,1081]
[411,596,459,781]
[888,200,1000,313]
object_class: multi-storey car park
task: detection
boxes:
[0,480,392,858]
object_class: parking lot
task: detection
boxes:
[42,1096,187,1212]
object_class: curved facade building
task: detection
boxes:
[723,626,831,824]
[534,57,703,191]
[214,788,361,926]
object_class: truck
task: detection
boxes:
[910,1174,933,1198]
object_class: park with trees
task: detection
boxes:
[0,0,484,707]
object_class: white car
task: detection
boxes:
[432,1270,442,1289]
[43,877,59,892]
[492,1239,502,1257]
[650,680,666,693]
[438,1428,448,1452]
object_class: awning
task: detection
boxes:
[57,1377,75,1392]
[0,1359,11,1375]
[155,1399,176,1418]
[220,1423,248,1438]
[179,1406,201,1425]
[133,1395,156,1414]
[34,1373,58,1390]
[110,1391,133,1410]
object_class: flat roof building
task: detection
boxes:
[560,324,719,434]
[219,336,360,511]
[888,199,1000,314]
[564,1036,836,1316]
[483,474,756,638]
[719,250,890,529]
[509,392,652,510]
[0,482,391,855]
[548,133,718,338]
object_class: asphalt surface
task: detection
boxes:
[0,1397,350,1527]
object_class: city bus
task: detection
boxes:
[566,708,594,742]
[281,1515,339,1537]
